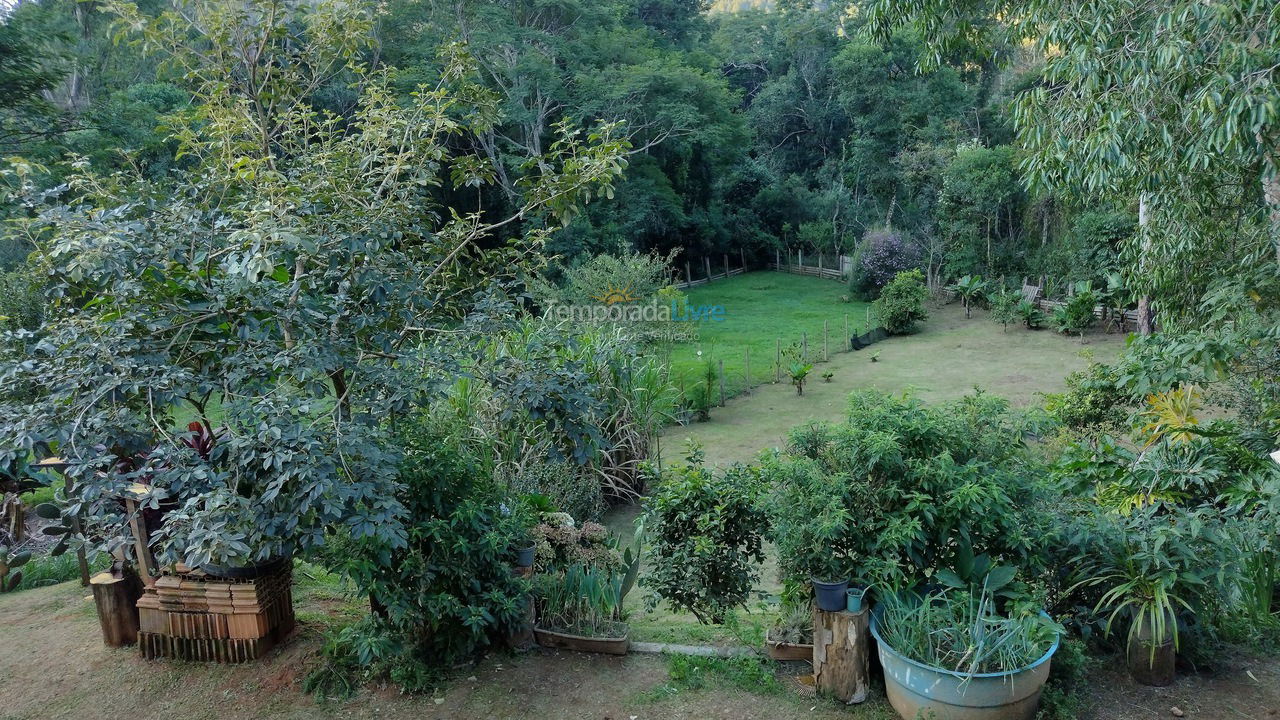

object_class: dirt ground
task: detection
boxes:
[2,581,1276,720]
[661,302,1126,467]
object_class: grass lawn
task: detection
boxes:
[660,297,1128,467]
[662,272,870,400]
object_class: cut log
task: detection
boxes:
[813,607,870,705]
[91,569,143,647]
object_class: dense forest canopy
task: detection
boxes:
[0,0,1276,335]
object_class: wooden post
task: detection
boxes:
[744,348,750,392]
[704,256,712,282]
[775,248,780,269]
[2,494,23,543]
[775,339,781,383]
[718,359,725,407]
[724,254,729,279]
[740,248,746,272]
[813,607,870,705]
[685,262,692,286]
[802,332,808,363]
[90,569,143,647]
[844,314,850,351]
[823,321,829,361]
[799,249,804,271]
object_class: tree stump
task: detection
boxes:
[813,607,870,704]
[91,569,143,647]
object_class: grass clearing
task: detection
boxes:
[663,272,870,400]
[660,296,1127,467]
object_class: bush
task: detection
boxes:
[1042,354,1128,430]
[338,418,529,672]
[763,391,1056,594]
[643,444,767,624]
[1051,287,1098,336]
[505,460,605,522]
[989,288,1021,331]
[874,269,929,334]
[857,228,919,292]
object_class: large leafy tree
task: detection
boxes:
[866,0,1280,332]
[0,0,627,567]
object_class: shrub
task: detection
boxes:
[1016,298,1047,329]
[763,391,1056,594]
[1042,354,1128,430]
[1052,285,1098,336]
[506,460,605,523]
[858,228,919,292]
[989,288,1021,331]
[338,418,529,671]
[644,444,767,624]
[874,269,929,334]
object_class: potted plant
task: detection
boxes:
[845,584,868,613]
[870,586,1061,720]
[765,601,814,661]
[812,556,850,612]
[532,563,631,655]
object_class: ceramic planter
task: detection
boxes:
[870,610,1060,720]
[533,626,629,655]
[812,578,849,612]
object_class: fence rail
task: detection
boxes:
[672,266,745,290]
[767,262,845,281]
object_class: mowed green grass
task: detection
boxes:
[664,272,870,399]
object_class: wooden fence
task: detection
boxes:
[672,251,751,290]
[767,249,852,282]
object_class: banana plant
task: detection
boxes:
[947,275,988,318]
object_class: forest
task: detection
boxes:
[2,0,1164,314]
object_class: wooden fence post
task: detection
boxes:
[799,249,804,272]
[724,254,729,279]
[718,359,725,407]
[740,248,746,272]
[802,332,808,363]
[744,348,751,392]
[685,262,692,286]
[823,321,829,362]
[704,256,712,282]
[775,248,780,269]
[844,314,850,351]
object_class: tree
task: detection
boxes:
[947,274,987,318]
[866,0,1280,333]
[0,0,627,567]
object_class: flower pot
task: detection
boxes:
[871,610,1060,720]
[515,543,536,568]
[812,578,849,612]
[846,586,867,613]
[533,626,629,655]
[1126,613,1176,687]
[765,638,813,661]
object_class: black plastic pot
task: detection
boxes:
[515,543,536,568]
[200,554,290,580]
[812,578,849,612]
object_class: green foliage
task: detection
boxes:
[874,269,929,334]
[506,461,605,524]
[1051,284,1098,336]
[877,586,1059,675]
[643,445,767,624]
[988,288,1022,331]
[1016,299,1047,330]
[1041,354,1129,430]
[533,563,630,637]
[534,251,677,308]
[763,391,1055,595]
[937,143,1023,276]
[1035,637,1089,720]
[786,362,813,396]
[337,417,530,672]
[946,274,987,318]
[656,654,783,697]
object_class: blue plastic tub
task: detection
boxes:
[870,610,1060,720]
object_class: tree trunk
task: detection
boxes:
[813,607,870,705]
[1137,194,1154,335]
[1264,160,1280,266]
[90,568,143,647]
